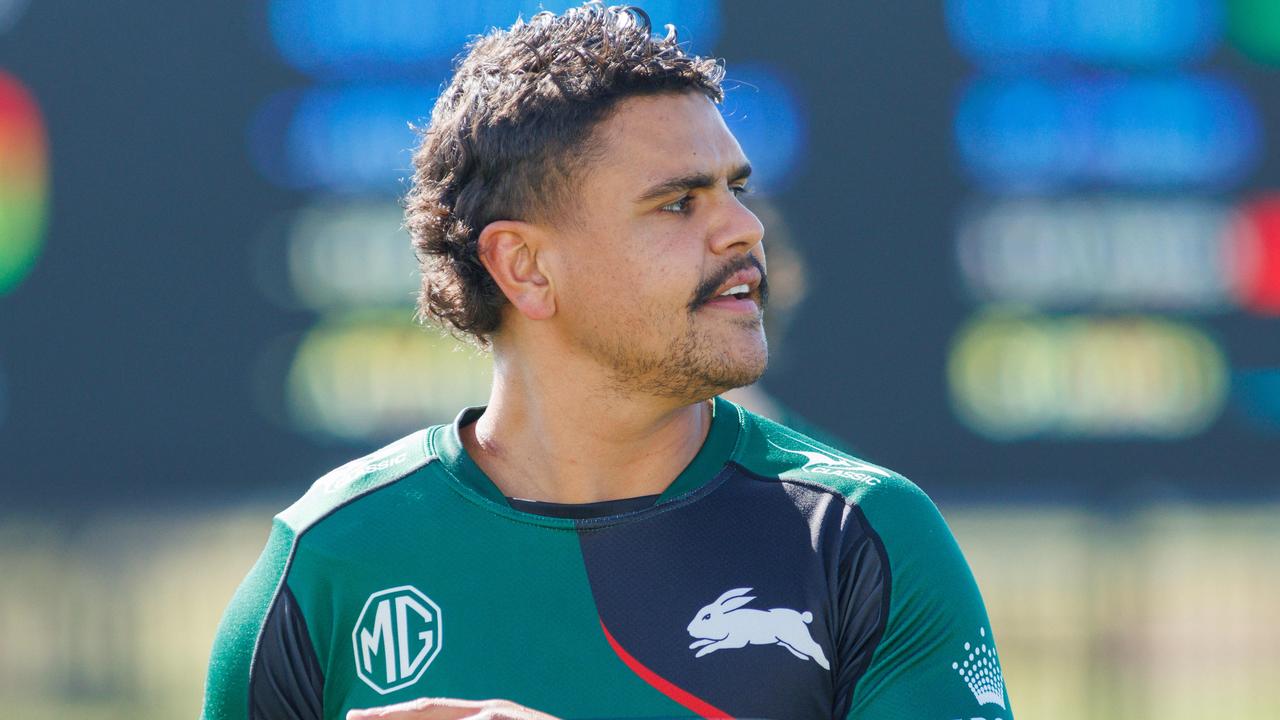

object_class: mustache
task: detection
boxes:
[689,254,769,311]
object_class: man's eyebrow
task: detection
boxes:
[635,162,753,203]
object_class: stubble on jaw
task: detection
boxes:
[581,306,769,402]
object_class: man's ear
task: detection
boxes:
[476,220,556,321]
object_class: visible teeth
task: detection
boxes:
[719,284,750,297]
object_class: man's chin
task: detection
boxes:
[695,342,770,399]
[597,323,768,400]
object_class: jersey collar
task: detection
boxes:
[432,396,742,510]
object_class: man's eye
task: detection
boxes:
[662,186,749,214]
[661,195,692,214]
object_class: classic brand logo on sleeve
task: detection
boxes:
[686,587,829,670]
[321,450,410,494]
[767,438,893,485]
[352,586,443,695]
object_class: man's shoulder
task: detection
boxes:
[275,427,442,536]
[729,402,926,510]
[730,403,965,582]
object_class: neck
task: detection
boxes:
[459,347,714,504]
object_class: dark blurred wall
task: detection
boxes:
[2,0,1277,511]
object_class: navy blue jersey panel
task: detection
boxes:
[831,505,891,718]
[250,584,324,720]
[576,465,886,720]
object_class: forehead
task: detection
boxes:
[591,92,747,185]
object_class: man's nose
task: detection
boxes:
[709,193,765,256]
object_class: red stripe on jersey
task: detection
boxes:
[598,618,733,719]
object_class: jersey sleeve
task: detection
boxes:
[843,477,1014,719]
[202,518,324,720]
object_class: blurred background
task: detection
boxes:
[1,0,1278,718]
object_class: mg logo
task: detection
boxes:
[351,585,443,694]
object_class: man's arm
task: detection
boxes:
[844,478,1013,719]
[203,518,324,720]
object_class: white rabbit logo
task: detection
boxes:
[686,587,830,670]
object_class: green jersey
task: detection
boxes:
[202,397,1012,720]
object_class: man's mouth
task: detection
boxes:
[701,286,760,313]
[692,259,769,312]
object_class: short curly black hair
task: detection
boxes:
[403,2,725,347]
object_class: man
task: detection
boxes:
[203,4,1013,720]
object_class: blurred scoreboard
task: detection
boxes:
[941,0,1280,495]
[0,0,1276,507]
